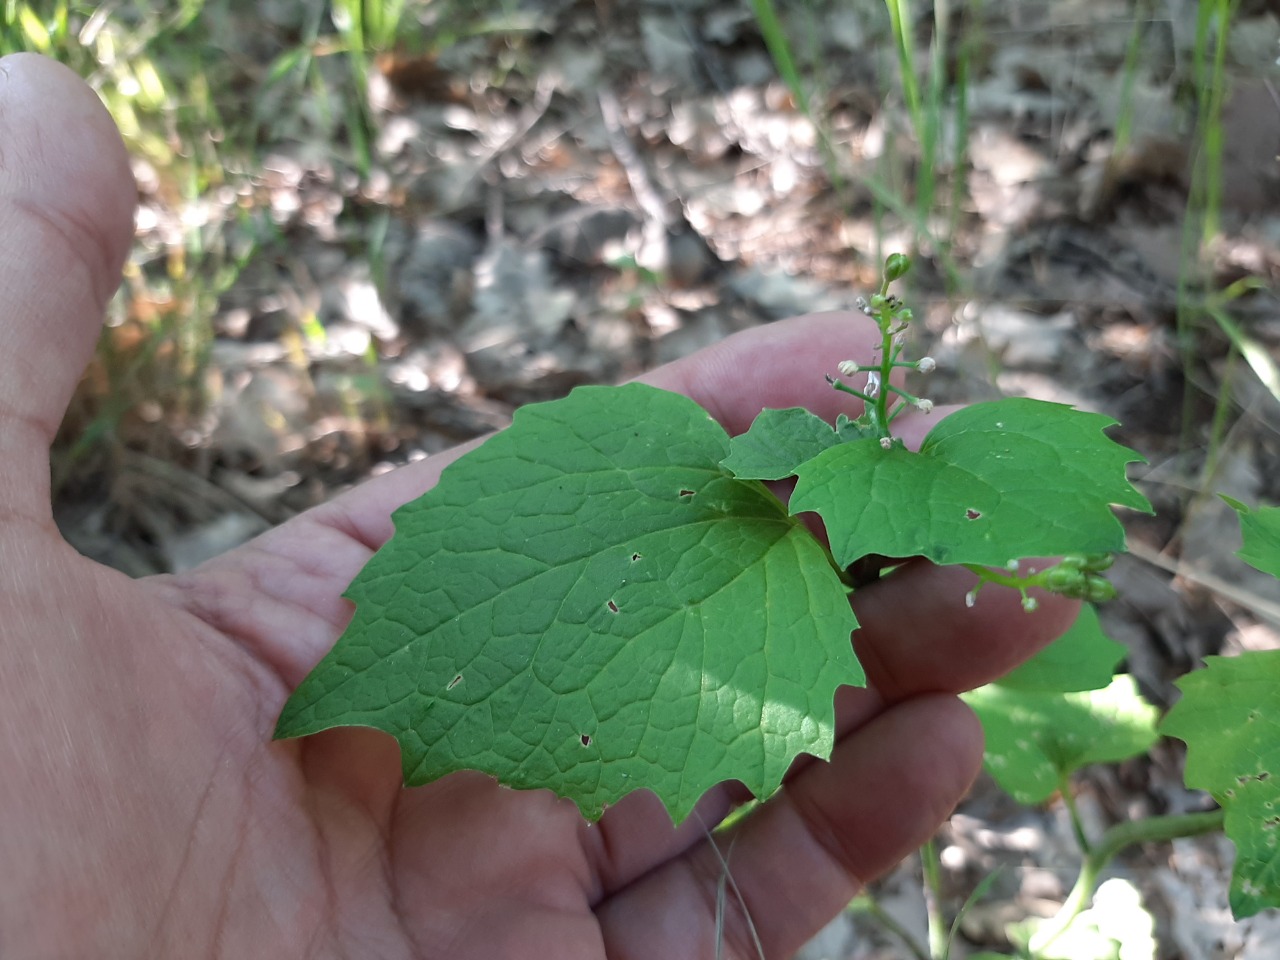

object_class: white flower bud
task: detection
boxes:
[838,360,859,376]
[964,590,977,609]
[914,398,934,414]
[892,333,907,349]
[879,436,893,450]
[1021,596,1039,612]
[917,356,936,373]
[865,371,881,398]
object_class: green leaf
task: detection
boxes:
[722,407,872,481]
[790,398,1151,568]
[275,383,862,824]
[962,675,1159,804]
[1221,496,1280,578]
[1161,651,1280,918]
[996,604,1127,694]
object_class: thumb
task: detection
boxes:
[0,54,135,520]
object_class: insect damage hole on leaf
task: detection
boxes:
[678,489,695,498]
[580,734,592,747]
[606,600,619,613]
[446,675,463,690]
[966,508,982,520]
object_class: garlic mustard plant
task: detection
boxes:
[276,253,1151,826]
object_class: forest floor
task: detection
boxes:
[41,1,1280,956]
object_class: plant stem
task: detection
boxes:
[1029,808,1225,955]
[921,837,949,959]
[1059,774,1092,856]
[872,292,897,436]
[847,894,932,960]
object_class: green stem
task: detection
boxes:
[848,894,932,960]
[885,383,922,403]
[1059,774,1092,856]
[1029,808,1225,955]
[921,837,949,959]
[872,304,895,436]
[829,378,878,408]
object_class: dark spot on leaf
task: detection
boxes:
[678,489,695,498]
[580,734,592,747]
[1259,771,1272,781]
[446,675,462,690]
[607,600,619,613]
[631,552,642,562]
[966,508,982,520]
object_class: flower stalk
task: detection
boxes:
[832,254,935,439]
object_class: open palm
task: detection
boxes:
[0,55,1074,959]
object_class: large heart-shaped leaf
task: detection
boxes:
[275,383,862,823]
[1161,500,1280,918]
[962,675,1159,805]
[1162,651,1280,918]
[790,398,1151,568]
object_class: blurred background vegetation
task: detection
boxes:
[1,0,1275,568]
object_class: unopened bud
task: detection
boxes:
[838,360,859,376]
[964,590,977,608]
[1044,566,1084,592]
[914,398,934,414]
[879,436,893,450]
[1086,578,1117,603]
[1021,596,1039,612]
[917,356,936,373]
[884,252,912,282]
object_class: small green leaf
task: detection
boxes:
[791,398,1151,568]
[722,407,871,481]
[1161,651,1280,918]
[1220,496,1280,578]
[276,383,862,824]
[997,604,1127,694]
[963,675,1159,804]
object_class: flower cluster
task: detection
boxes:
[963,553,1118,613]
[828,254,939,440]
[834,254,1121,616]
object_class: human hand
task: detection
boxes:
[0,54,1075,959]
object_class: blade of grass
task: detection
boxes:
[885,0,923,134]
[749,0,811,116]
[748,0,846,194]
[1175,0,1239,468]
